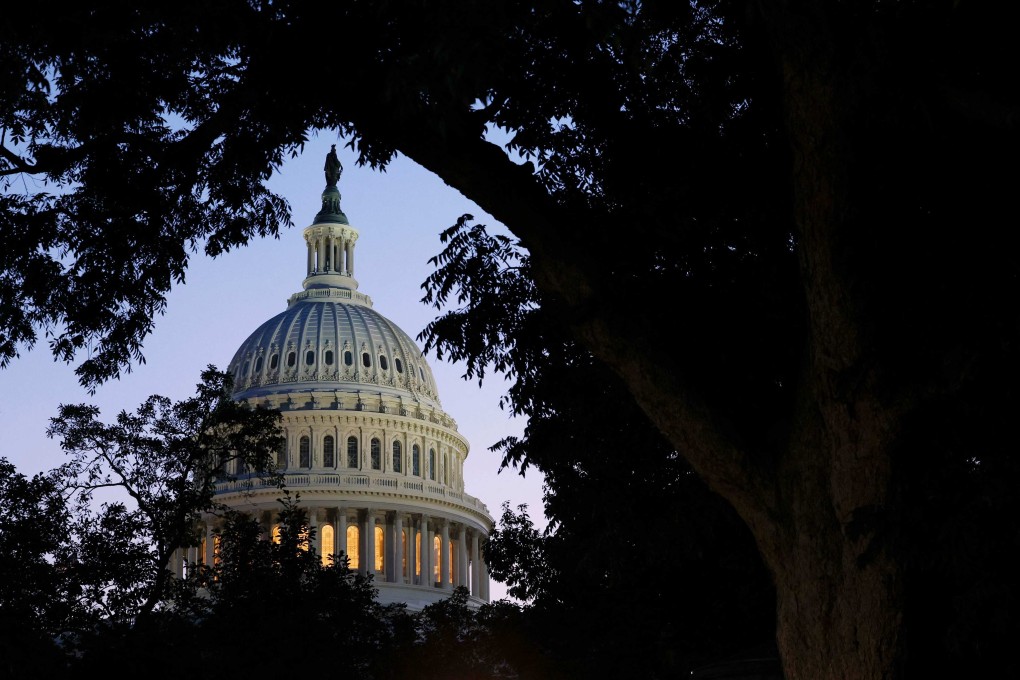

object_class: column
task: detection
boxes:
[440,520,451,591]
[470,532,481,597]
[407,516,418,585]
[327,234,334,271]
[336,507,347,568]
[457,524,468,589]
[170,547,184,578]
[346,241,354,276]
[394,514,405,584]
[306,239,313,275]
[363,511,376,576]
[383,513,394,582]
[480,553,490,601]
[308,508,318,557]
[420,514,431,587]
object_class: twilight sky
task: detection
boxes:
[0,132,546,601]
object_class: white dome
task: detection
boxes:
[227,291,444,412]
[186,157,492,610]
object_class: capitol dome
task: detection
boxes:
[173,148,493,609]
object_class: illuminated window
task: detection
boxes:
[415,532,421,577]
[271,525,281,544]
[346,525,360,569]
[347,436,358,468]
[402,529,408,579]
[371,438,381,470]
[449,539,455,584]
[323,435,335,468]
[433,535,441,584]
[374,525,384,572]
[213,536,222,567]
[321,524,335,566]
[412,445,421,476]
[429,449,436,481]
[392,441,402,473]
[200,536,207,565]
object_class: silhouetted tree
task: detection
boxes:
[45,367,283,625]
[3,3,1018,678]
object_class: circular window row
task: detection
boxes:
[239,350,425,382]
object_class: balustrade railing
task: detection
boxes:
[215,471,488,514]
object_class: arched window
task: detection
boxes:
[412,445,421,476]
[392,441,402,473]
[305,350,315,366]
[347,436,359,468]
[370,438,381,470]
[362,352,372,368]
[344,350,353,366]
[374,525,385,572]
[429,448,436,481]
[346,525,360,569]
[286,351,296,368]
[321,524,335,567]
[443,453,448,485]
[323,435,335,468]
[254,356,263,373]
[271,525,281,544]
[395,358,403,373]
[299,436,311,468]
[324,349,334,365]
[270,354,279,370]
[276,440,287,469]
[379,355,388,370]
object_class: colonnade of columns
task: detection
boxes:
[175,506,490,603]
[306,229,355,277]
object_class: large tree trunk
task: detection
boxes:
[761,6,904,677]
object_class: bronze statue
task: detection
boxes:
[324,144,343,186]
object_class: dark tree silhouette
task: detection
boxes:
[3,3,1018,678]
